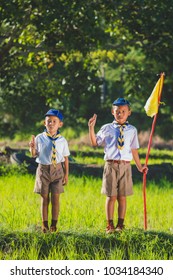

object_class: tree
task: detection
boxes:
[104,0,173,138]
[0,0,172,139]
[0,0,115,135]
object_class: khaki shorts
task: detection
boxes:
[34,163,64,195]
[101,161,133,197]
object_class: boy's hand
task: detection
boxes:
[29,135,36,149]
[88,114,97,127]
[63,174,68,185]
[142,165,148,174]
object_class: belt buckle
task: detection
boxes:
[114,160,121,164]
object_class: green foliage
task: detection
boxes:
[0,0,172,138]
[61,127,84,140]
[0,162,28,176]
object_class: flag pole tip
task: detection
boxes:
[157,72,165,77]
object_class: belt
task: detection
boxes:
[107,160,130,164]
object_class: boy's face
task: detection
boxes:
[112,105,131,124]
[44,116,63,135]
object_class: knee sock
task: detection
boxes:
[42,221,49,229]
[51,220,57,227]
[117,218,124,226]
[107,219,114,226]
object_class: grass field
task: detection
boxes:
[0,153,173,260]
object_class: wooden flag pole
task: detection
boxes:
[143,113,158,230]
[142,73,165,230]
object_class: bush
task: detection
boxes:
[0,163,28,176]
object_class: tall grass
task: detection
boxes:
[0,173,173,260]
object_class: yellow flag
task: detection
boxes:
[144,73,164,117]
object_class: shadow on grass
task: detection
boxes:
[69,162,173,184]
[70,150,173,161]
[4,150,172,184]
[0,228,173,260]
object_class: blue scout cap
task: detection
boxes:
[112,98,130,106]
[45,109,64,121]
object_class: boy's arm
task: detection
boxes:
[88,114,98,147]
[63,156,69,185]
[29,135,37,157]
[132,149,148,173]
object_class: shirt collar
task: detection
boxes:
[113,120,129,127]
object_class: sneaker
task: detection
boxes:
[115,224,125,232]
[50,226,57,233]
[106,224,115,234]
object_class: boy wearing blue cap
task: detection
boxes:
[29,109,70,233]
[88,98,148,234]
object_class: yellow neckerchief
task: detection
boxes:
[45,130,61,166]
[114,121,128,150]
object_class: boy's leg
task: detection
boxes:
[50,193,60,232]
[106,196,116,220]
[116,196,126,231]
[41,193,50,232]
[105,196,116,233]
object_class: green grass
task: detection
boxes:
[0,172,173,260]
[70,147,173,165]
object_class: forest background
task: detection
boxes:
[0,0,173,262]
[0,0,173,142]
